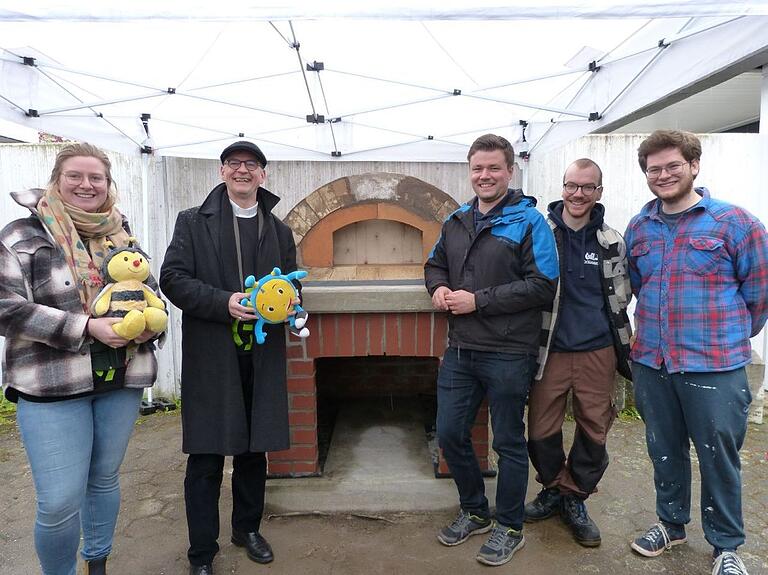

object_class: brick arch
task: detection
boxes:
[284,173,460,266]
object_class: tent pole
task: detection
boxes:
[758,65,768,422]
[141,151,153,407]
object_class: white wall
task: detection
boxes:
[0,134,763,397]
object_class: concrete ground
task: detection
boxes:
[0,402,766,575]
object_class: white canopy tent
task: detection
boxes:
[1,2,767,162]
[2,2,768,404]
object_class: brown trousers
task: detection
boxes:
[527,346,617,498]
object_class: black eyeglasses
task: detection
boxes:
[563,182,601,196]
[224,159,261,171]
[645,161,690,180]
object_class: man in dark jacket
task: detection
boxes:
[425,134,558,567]
[160,141,298,575]
[524,158,632,548]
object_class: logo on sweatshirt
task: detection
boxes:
[584,252,599,266]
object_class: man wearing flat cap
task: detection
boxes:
[160,141,299,575]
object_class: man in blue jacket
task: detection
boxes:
[425,133,558,567]
[626,130,768,575]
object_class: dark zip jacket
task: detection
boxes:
[424,189,559,354]
[548,201,613,351]
[536,200,633,381]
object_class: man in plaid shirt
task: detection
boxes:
[625,130,768,575]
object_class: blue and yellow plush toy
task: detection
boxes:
[241,267,309,344]
[91,238,168,340]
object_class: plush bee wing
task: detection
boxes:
[91,283,116,316]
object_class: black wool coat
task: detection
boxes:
[159,183,296,454]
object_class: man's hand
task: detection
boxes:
[229,292,258,321]
[445,290,476,315]
[431,286,451,311]
[87,317,130,348]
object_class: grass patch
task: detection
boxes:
[0,396,17,427]
[618,405,642,422]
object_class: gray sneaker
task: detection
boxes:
[437,509,492,546]
[476,524,525,566]
[712,551,749,575]
[630,522,687,557]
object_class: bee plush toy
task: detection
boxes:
[241,267,310,344]
[91,239,168,340]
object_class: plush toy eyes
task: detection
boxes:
[124,256,129,261]
[278,288,284,294]
[267,306,275,312]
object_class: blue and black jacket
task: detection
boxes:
[425,189,559,355]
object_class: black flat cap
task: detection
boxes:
[220,140,267,167]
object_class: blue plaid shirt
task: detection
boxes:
[625,188,768,373]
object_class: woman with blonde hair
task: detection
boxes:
[0,142,162,575]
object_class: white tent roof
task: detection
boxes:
[1,2,767,161]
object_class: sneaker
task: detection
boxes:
[476,524,525,566]
[524,488,562,523]
[437,509,492,546]
[630,522,687,557]
[712,551,749,575]
[560,494,601,547]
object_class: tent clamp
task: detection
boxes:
[331,151,342,157]
[427,135,434,140]
[306,61,324,72]
[167,87,176,94]
[519,150,530,160]
[238,132,244,137]
[329,117,341,123]
[26,109,39,117]
[141,145,153,154]
[22,56,36,66]
[453,89,462,96]
[658,38,670,48]
[306,113,325,123]
[589,112,601,121]
[589,61,601,72]
[141,113,151,121]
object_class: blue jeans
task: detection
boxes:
[17,388,143,575]
[437,347,535,529]
[633,363,750,550]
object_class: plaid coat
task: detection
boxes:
[625,187,768,373]
[0,189,158,400]
[537,214,633,381]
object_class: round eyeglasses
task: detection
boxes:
[645,161,690,180]
[563,182,601,196]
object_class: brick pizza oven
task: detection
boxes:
[266,173,492,478]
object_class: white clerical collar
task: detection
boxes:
[229,199,258,218]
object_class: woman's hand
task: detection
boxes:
[87,317,130,348]
[133,329,156,344]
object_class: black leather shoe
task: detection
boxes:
[189,564,213,575]
[231,530,274,564]
[85,557,107,575]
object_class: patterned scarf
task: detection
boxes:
[36,188,129,311]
